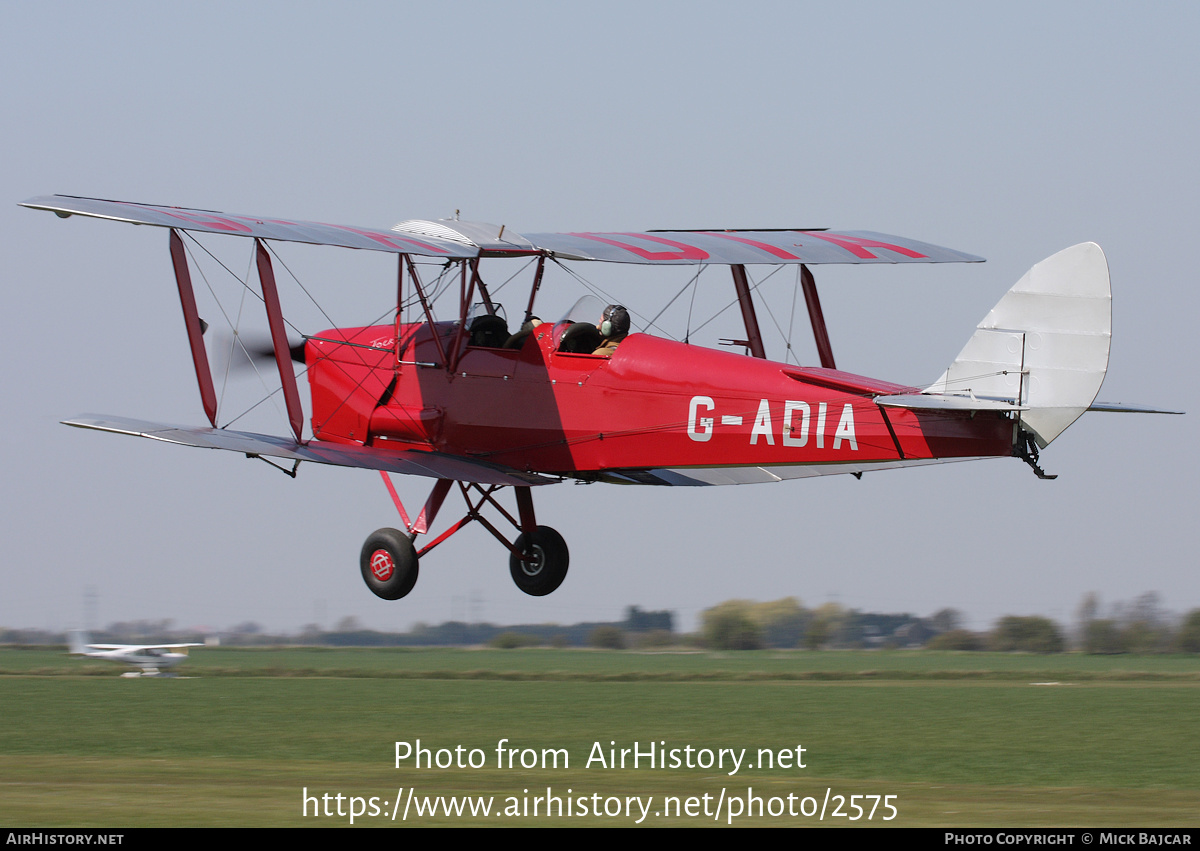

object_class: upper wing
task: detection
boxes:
[20,195,477,258]
[23,195,982,266]
[64,415,557,486]
[522,229,984,265]
[88,644,203,651]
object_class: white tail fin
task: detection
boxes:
[927,243,1111,448]
[68,629,91,654]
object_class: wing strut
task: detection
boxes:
[168,230,218,427]
[447,261,475,373]
[404,254,447,367]
[447,259,501,373]
[394,255,404,365]
[524,255,546,325]
[255,239,305,442]
[801,264,836,369]
[470,259,496,314]
[731,264,767,359]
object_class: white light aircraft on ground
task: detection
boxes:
[68,630,202,676]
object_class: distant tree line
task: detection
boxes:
[1076,592,1200,654]
[10,593,1200,654]
[698,593,1200,653]
[699,598,955,651]
[286,606,673,649]
[696,595,1200,652]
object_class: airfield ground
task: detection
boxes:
[1,648,1196,827]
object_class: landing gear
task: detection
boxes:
[360,528,419,600]
[510,526,569,596]
[370,477,570,599]
[1014,429,1058,480]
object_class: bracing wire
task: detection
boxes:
[684,268,702,344]
[750,268,799,360]
[689,264,785,336]
[549,258,680,340]
[785,266,801,366]
[644,266,705,338]
[487,257,537,298]
[180,236,285,429]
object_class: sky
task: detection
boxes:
[3,1,1196,635]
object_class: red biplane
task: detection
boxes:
[22,195,1173,601]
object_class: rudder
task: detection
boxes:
[926,243,1111,448]
[68,630,90,655]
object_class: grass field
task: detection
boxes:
[1,647,1196,827]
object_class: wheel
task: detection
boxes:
[360,528,419,600]
[509,526,569,596]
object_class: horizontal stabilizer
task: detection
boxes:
[64,415,556,486]
[1088,401,1184,414]
[875,393,1027,413]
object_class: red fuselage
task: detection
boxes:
[306,321,1014,479]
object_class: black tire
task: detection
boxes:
[509,526,569,596]
[360,528,419,600]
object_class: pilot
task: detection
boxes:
[505,316,542,349]
[593,304,630,356]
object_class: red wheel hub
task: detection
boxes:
[370,549,395,581]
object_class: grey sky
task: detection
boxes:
[3,1,1195,634]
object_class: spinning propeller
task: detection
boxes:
[202,322,306,374]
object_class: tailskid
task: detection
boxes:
[1013,430,1057,480]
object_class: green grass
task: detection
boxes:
[1,648,1196,826]
[13,645,1200,677]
